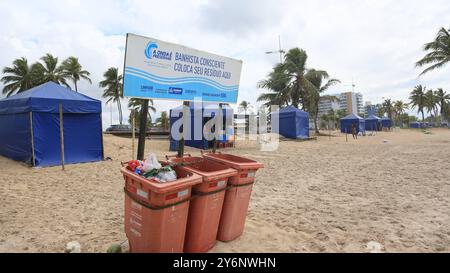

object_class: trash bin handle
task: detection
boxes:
[200,150,221,155]
[165,153,191,160]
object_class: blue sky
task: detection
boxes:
[0,0,449,125]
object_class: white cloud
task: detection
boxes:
[1,0,450,124]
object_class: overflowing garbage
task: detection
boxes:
[126,154,177,183]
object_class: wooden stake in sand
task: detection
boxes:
[29,112,36,167]
[59,104,65,171]
[328,121,331,141]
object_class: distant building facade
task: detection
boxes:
[318,92,364,116]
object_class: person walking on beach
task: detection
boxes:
[351,124,358,139]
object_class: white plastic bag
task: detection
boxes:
[143,153,161,172]
[156,170,177,183]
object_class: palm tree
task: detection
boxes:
[416,27,450,76]
[283,48,316,109]
[409,85,427,121]
[304,69,340,133]
[1,57,42,97]
[156,111,170,131]
[128,98,156,114]
[257,63,291,107]
[61,57,92,92]
[382,99,395,120]
[34,53,69,87]
[258,48,320,111]
[434,88,450,117]
[100,68,124,125]
[128,99,157,131]
[377,106,386,118]
[425,89,438,118]
[393,100,408,126]
[239,101,251,116]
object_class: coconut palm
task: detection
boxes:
[257,63,291,107]
[282,48,317,109]
[434,88,450,117]
[239,101,251,116]
[416,27,450,76]
[61,57,92,92]
[100,68,124,125]
[425,89,438,117]
[1,57,42,97]
[382,99,394,120]
[156,111,170,131]
[34,53,69,87]
[128,98,156,114]
[409,85,427,121]
[393,100,408,126]
[304,69,340,133]
[258,48,320,111]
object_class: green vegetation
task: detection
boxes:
[1,54,91,97]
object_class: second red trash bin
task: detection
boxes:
[202,152,264,242]
[165,155,237,253]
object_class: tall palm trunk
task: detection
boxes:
[421,110,425,122]
[117,99,123,125]
[74,80,78,92]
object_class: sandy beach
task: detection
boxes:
[1,129,450,253]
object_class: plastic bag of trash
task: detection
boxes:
[156,169,177,183]
[143,153,161,172]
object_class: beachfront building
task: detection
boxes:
[339,92,364,116]
[318,96,341,116]
[318,92,364,116]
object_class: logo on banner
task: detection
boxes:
[144,42,172,60]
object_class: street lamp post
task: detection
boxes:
[265,35,285,63]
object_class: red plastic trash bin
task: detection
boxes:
[121,164,202,253]
[165,155,237,253]
[202,152,264,242]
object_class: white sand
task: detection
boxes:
[1,129,450,253]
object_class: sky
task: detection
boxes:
[0,0,449,126]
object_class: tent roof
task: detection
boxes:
[0,82,101,114]
[365,114,381,121]
[381,117,391,121]
[341,113,364,120]
[273,105,309,117]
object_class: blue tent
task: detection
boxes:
[410,122,421,128]
[0,82,103,167]
[340,113,365,134]
[169,102,233,150]
[381,117,392,128]
[272,106,309,139]
[365,114,381,131]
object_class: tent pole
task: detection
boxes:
[59,104,65,171]
[329,121,331,141]
[29,112,36,167]
[100,113,105,160]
